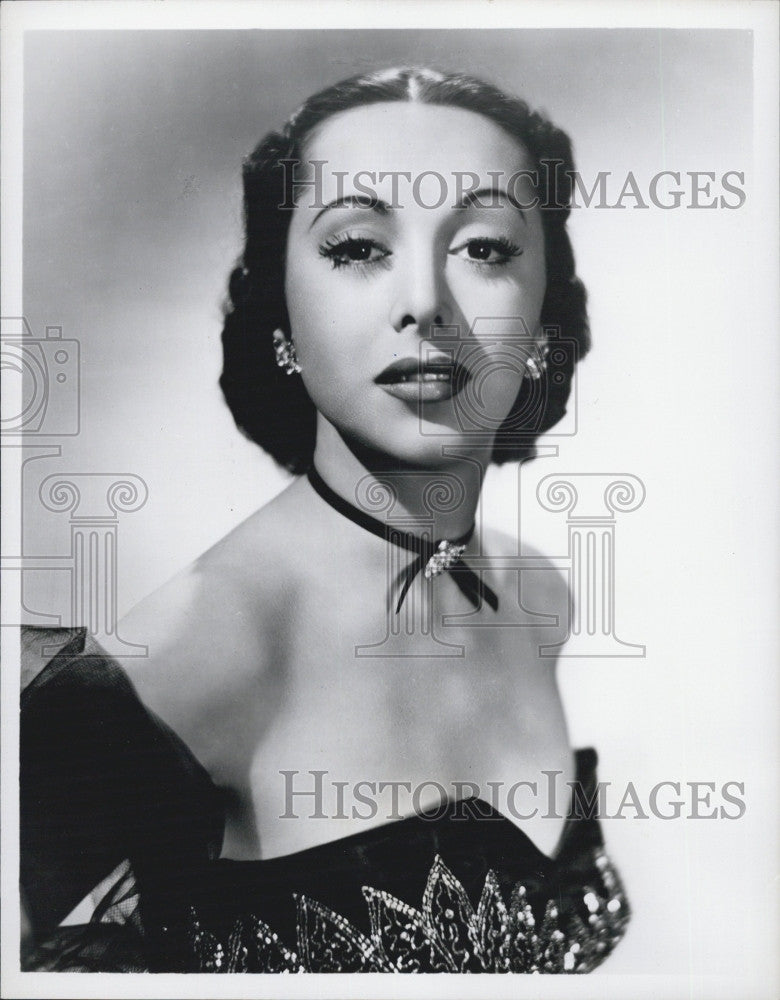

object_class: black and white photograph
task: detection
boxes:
[2,2,778,998]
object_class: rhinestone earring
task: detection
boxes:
[525,343,549,381]
[272,329,302,375]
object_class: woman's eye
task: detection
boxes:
[319,236,391,270]
[451,237,524,266]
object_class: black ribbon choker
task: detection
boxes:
[307,467,499,614]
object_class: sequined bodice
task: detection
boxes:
[21,628,630,973]
[181,790,629,974]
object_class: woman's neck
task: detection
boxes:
[311,424,488,540]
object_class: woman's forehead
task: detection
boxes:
[298,102,533,200]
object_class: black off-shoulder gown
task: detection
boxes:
[20,627,630,973]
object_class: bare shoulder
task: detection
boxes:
[481,524,570,627]
[477,525,573,778]
[122,489,293,650]
[117,481,304,756]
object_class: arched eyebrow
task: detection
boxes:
[456,186,529,223]
[309,195,391,230]
[307,187,528,229]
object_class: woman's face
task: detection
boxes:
[284,101,547,467]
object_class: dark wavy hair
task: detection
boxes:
[220,66,590,474]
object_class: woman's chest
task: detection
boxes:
[217,617,572,860]
[264,602,559,763]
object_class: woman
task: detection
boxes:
[21,66,629,973]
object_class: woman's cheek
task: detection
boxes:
[289,273,368,364]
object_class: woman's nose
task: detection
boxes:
[389,254,451,334]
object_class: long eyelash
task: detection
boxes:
[466,236,524,264]
[318,232,390,271]
[490,237,523,256]
[318,233,354,257]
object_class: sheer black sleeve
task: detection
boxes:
[20,627,223,944]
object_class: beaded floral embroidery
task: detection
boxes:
[187,848,629,973]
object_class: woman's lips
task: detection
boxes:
[375,357,470,402]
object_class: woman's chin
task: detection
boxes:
[342,425,496,470]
